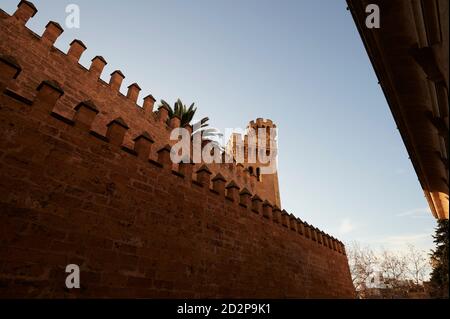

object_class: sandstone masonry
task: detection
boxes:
[0,0,355,298]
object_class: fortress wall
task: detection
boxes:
[0,3,267,197]
[0,1,355,298]
[0,5,169,154]
[0,66,355,298]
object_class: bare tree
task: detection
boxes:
[346,241,378,298]
[379,248,407,288]
[405,244,430,286]
[347,242,432,298]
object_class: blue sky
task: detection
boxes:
[2,0,437,253]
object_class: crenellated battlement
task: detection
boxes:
[248,118,276,130]
[1,0,282,219]
[0,1,168,150]
[0,2,269,198]
[227,118,278,157]
[7,0,149,106]
[0,57,346,255]
[0,1,354,298]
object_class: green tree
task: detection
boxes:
[159,99,223,147]
[429,219,449,298]
[160,99,207,129]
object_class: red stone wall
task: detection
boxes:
[0,1,355,298]
[0,5,266,197]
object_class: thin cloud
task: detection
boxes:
[396,207,431,219]
[369,232,433,252]
[381,233,429,245]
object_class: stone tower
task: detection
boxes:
[226,118,281,207]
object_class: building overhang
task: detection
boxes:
[347,0,449,219]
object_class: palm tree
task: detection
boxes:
[160,99,201,128]
[159,99,223,147]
